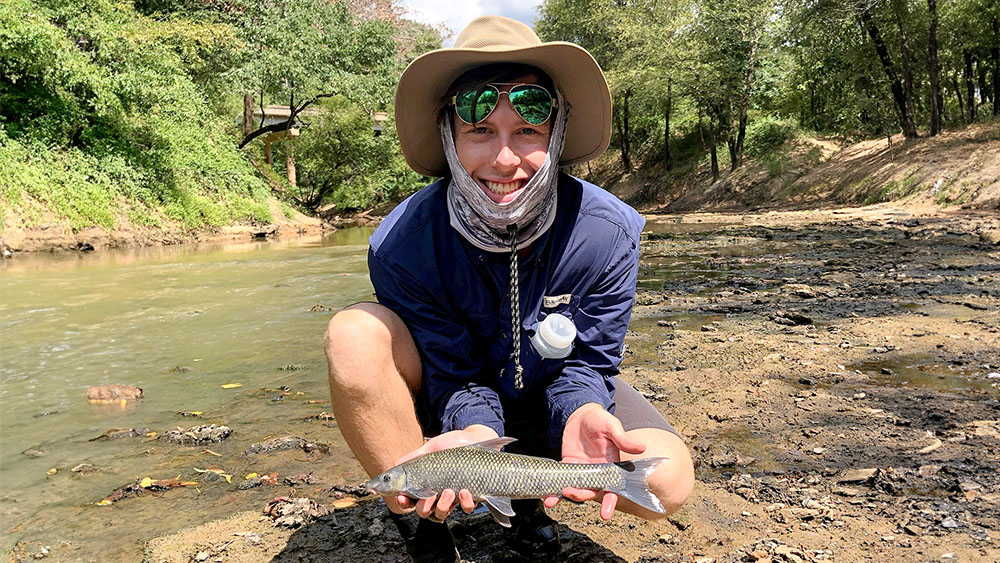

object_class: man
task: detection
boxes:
[326,15,693,562]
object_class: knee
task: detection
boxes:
[651,438,695,517]
[626,429,695,518]
[324,304,390,361]
[324,303,420,395]
[324,304,393,390]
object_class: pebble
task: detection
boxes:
[853,392,867,399]
[986,372,1000,379]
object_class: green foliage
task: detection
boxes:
[0,0,273,233]
[745,117,797,158]
[292,96,426,210]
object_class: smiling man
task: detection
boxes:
[324,16,694,563]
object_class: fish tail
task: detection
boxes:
[612,457,669,514]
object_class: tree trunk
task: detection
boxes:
[614,95,632,172]
[927,0,941,135]
[622,89,632,172]
[286,140,296,187]
[243,94,255,137]
[953,73,966,123]
[664,80,672,171]
[892,0,916,129]
[993,16,1000,116]
[964,50,977,122]
[978,58,989,106]
[858,6,918,138]
[707,114,719,183]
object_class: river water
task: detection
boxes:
[1,229,376,561]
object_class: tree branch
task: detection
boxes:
[238,92,337,149]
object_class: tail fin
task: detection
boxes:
[612,457,669,514]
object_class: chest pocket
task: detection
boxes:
[537,293,581,321]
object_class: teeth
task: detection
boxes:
[484,180,522,195]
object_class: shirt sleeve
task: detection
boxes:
[543,227,640,449]
[368,248,505,438]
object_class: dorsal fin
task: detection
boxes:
[468,437,517,451]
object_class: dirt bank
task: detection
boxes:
[126,205,999,563]
[0,199,343,255]
[606,122,1000,216]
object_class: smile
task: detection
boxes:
[483,179,524,196]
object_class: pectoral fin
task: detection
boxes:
[481,495,515,527]
[405,487,437,499]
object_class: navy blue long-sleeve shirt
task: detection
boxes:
[368,173,644,450]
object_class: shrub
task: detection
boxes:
[746,117,798,158]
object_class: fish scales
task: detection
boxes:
[403,446,623,498]
[363,437,669,523]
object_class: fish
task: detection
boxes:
[363,437,667,526]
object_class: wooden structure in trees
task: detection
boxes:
[247,105,317,187]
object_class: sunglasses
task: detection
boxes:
[451,83,556,126]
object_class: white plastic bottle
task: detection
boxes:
[530,313,577,359]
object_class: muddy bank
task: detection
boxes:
[119,205,1000,563]
[0,199,360,255]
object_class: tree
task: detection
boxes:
[927,0,942,135]
[219,0,398,149]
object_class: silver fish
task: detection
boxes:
[363,437,667,526]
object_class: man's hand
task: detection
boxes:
[544,403,646,520]
[387,424,499,521]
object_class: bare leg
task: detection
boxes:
[617,428,694,518]
[325,302,424,478]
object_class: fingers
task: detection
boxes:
[600,492,618,520]
[414,489,461,522]
[458,489,476,514]
[543,495,560,509]
[611,428,646,456]
[561,486,599,503]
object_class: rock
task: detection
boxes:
[160,424,231,445]
[940,516,959,529]
[918,464,942,477]
[89,427,150,441]
[905,524,923,536]
[978,229,1000,245]
[70,463,98,473]
[22,448,45,457]
[85,385,143,402]
[243,435,330,456]
[836,468,878,483]
[774,310,813,325]
[264,496,330,528]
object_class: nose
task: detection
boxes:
[493,142,521,170]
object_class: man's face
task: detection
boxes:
[453,74,552,205]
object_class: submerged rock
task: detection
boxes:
[89,427,150,441]
[86,384,143,402]
[160,424,232,445]
[243,435,330,456]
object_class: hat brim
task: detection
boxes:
[394,43,612,177]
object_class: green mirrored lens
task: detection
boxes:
[456,87,499,124]
[509,85,553,125]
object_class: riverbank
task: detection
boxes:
[124,204,999,563]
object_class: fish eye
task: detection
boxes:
[383,475,390,482]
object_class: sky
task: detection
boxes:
[398,0,545,46]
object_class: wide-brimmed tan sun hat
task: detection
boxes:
[394,15,612,177]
